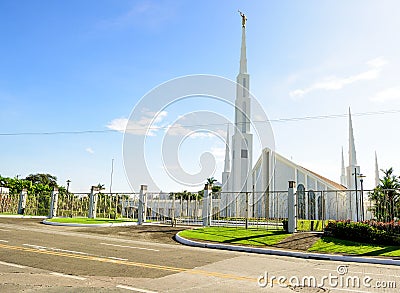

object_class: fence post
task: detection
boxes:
[138,185,147,225]
[288,181,296,233]
[49,187,58,218]
[245,192,249,229]
[88,186,98,219]
[202,184,212,226]
[172,193,176,226]
[18,189,27,215]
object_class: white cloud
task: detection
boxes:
[366,56,388,68]
[190,132,219,139]
[107,111,167,136]
[106,118,128,132]
[85,147,94,154]
[164,124,226,139]
[370,86,400,103]
[164,123,190,136]
[290,57,388,99]
[98,1,176,30]
[210,146,225,163]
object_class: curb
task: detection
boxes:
[42,219,138,227]
[0,215,47,219]
[175,232,400,266]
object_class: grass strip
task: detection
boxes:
[309,236,400,257]
[180,227,290,246]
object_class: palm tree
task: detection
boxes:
[369,168,400,221]
[206,177,217,187]
[95,183,105,192]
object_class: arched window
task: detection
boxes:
[308,190,315,220]
[297,184,306,219]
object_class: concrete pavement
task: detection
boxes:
[1,218,399,292]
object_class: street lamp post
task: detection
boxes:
[359,174,366,221]
[352,168,359,221]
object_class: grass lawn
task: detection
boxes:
[47,217,136,224]
[179,227,290,246]
[297,220,326,232]
[309,236,400,257]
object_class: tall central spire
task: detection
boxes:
[229,10,253,198]
[346,107,362,221]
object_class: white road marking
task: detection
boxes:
[0,239,9,243]
[0,228,10,232]
[0,260,26,268]
[108,256,128,261]
[116,285,158,293]
[22,244,89,255]
[50,248,89,255]
[23,244,46,250]
[49,272,86,280]
[100,242,160,252]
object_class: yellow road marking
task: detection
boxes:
[0,243,255,282]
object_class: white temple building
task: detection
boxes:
[221,14,366,221]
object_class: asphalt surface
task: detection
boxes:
[1,218,400,292]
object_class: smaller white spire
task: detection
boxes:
[375,151,380,187]
[348,107,357,166]
[224,125,230,172]
[340,146,347,186]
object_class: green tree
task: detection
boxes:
[369,168,400,221]
[170,190,194,200]
[25,173,58,188]
[212,185,221,193]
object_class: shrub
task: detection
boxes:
[282,219,288,232]
[325,220,400,246]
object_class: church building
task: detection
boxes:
[221,13,364,221]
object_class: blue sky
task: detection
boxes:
[1,0,400,192]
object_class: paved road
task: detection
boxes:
[0,218,399,292]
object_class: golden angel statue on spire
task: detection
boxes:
[238,10,247,27]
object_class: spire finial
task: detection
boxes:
[238,10,247,27]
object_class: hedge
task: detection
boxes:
[324,220,400,246]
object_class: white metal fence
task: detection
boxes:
[1,188,399,231]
